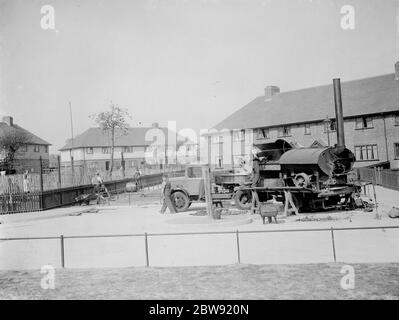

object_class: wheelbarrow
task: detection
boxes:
[258,202,284,224]
[75,193,95,206]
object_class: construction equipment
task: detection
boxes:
[233,78,360,212]
[169,79,360,213]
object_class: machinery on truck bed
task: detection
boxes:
[169,79,360,213]
[233,78,360,212]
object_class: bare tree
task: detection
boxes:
[91,103,131,176]
[0,129,31,170]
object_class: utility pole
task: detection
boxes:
[69,101,75,185]
[39,156,44,210]
[121,151,125,178]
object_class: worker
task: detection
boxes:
[160,175,176,214]
[251,156,261,214]
[93,172,110,204]
[134,168,141,190]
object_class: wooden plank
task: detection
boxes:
[201,166,213,217]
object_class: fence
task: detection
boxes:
[1,225,399,269]
[357,167,399,191]
[0,160,185,194]
[0,169,185,214]
[0,192,41,214]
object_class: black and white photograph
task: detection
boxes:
[0,0,399,304]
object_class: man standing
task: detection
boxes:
[134,168,141,190]
[251,156,261,214]
[160,175,176,214]
[93,172,109,204]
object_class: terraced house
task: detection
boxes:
[0,116,51,173]
[208,62,399,171]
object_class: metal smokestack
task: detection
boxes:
[333,78,345,154]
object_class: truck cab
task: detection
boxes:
[169,165,208,212]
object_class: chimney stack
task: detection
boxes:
[395,61,399,80]
[333,79,345,154]
[264,86,280,101]
[2,116,13,127]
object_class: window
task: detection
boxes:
[187,167,203,178]
[102,147,111,154]
[123,146,134,153]
[33,145,40,153]
[256,128,269,139]
[44,146,49,153]
[354,145,378,161]
[20,144,28,152]
[304,123,311,135]
[394,143,399,159]
[277,126,291,137]
[130,160,138,168]
[324,119,336,132]
[86,147,93,154]
[215,156,223,169]
[395,115,399,126]
[212,135,223,144]
[233,130,245,142]
[355,117,373,129]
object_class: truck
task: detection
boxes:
[168,164,244,212]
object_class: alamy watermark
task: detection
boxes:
[142,121,255,169]
[340,265,355,290]
[40,5,55,30]
[40,265,55,290]
[341,5,355,30]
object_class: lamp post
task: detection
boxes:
[324,116,331,147]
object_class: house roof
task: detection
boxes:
[0,122,51,145]
[59,126,186,151]
[213,73,399,130]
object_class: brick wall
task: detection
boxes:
[13,144,50,173]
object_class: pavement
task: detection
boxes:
[0,186,399,270]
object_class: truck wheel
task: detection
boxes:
[172,191,190,212]
[234,190,252,210]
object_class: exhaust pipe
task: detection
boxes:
[333,78,345,154]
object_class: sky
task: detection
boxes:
[0,0,398,152]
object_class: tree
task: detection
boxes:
[0,129,31,170]
[90,103,131,176]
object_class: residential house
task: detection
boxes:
[207,62,399,170]
[59,122,198,171]
[0,116,51,173]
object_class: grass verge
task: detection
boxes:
[1,263,399,300]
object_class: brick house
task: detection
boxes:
[0,116,51,173]
[207,62,399,170]
[59,123,198,171]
